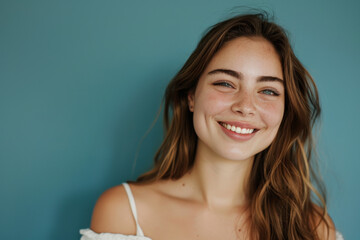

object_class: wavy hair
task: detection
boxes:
[136,12,328,239]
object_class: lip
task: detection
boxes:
[218,121,258,141]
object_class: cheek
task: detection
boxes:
[258,101,284,127]
[194,90,229,115]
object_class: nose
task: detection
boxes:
[231,90,256,116]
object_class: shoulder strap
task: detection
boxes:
[122,182,145,237]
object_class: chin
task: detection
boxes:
[219,150,255,162]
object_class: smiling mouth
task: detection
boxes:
[219,122,259,134]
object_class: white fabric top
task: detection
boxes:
[80,182,344,240]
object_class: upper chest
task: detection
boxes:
[133,185,248,240]
[144,210,248,240]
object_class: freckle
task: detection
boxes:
[182,183,185,187]
[238,228,242,232]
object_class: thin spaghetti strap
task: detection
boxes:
[122,182,145,237]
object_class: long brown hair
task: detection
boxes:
[136,12,328,239]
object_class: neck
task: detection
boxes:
[183,143,254,211]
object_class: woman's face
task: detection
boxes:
[188,37,285,162]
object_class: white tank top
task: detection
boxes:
[122,182,145,236]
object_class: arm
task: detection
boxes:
[90,185,137,235]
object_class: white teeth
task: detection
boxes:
[221,123,255,135]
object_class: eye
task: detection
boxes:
[261,89,280,96]
[213,81,234,88]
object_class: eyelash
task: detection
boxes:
[260,89,280,96]
[213,81,281,96]
[213,81,234,88]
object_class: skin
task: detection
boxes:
[89,37,336,240]
[182,36,285,212]
[189,36,284,164]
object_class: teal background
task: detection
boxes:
[1,0,359,239]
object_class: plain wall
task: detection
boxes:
[1,0,359,239]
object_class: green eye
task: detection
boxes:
[213,81,234,88]
[261,89,280,96]
[261,89,279,96]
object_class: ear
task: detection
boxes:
[187,91,194,112]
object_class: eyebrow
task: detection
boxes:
[208,68,284,83]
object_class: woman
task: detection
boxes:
[80,12,343,240]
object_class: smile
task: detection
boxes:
[219,122,256,134]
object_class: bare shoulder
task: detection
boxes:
[90,179,188,235]
[90,184,136,234]
[312,204,337,240]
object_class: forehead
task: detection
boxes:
[204,37,283,79]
